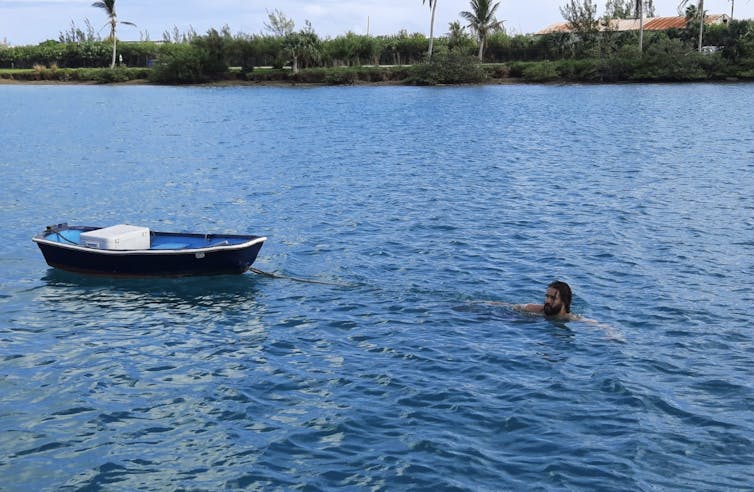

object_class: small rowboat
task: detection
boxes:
[33,223,266,277]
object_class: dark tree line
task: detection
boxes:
[2,19,753,84]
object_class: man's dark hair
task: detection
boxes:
[548,281,572,313]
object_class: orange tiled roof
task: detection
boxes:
[536,15,729,35]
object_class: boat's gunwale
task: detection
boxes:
[32,226,267,256]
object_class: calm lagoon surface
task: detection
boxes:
[1,83,753,490]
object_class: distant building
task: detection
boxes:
[537,14,730,35]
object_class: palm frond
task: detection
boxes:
[91,0,115,13]
[459,11,474,21]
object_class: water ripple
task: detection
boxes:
[1,84,753,490]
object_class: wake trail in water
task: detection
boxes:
[248,267,357,287]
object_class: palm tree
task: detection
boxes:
[423,0,438,60]
[679,0,705,52]
[92,0,136,68]
[695,0,705,52]
[447,20,468,52]
[460,0,503,61]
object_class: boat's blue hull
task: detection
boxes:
[33,224,266,277]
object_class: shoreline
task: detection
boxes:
[2,64,752,87]
[2,77,752,87]
[0,76,527,87]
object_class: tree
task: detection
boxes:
[604,0,633,19]
[605,0,653,19]
[644,0,656,17]
[162,25,197,44]
[679,0,706,52]
[59,19,99,44]
[560,0,599,46]
[423,0,438,60]
[447,21,473,54]
[696,0,706,52]
[264,9,295,37]
[92,0,135,68]
[282,21,321,73]
[635,0,655,54]
[684,3,698,19]
[635,0,644,53]
[192,27,230,74]
[460,0,503,61]
[604,0,649,52]
[150,43,207,84]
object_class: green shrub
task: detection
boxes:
[408,54,486,85]
[244,68,284,82]
[556,59,598,81]
[632,37,707,81]
[485,63,511,79]
[505,61,531,78]
[191,28,229,74]
[93,67,131,83]
[149,44,208,84]
[323,68,358,85]
[521,61,559,82]
[597,46,641,81]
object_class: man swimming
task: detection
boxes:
[480,281,623,339]
[519,280,573,318]
[482,280,576,320]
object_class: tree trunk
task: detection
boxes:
[697,0,704,52]
[109,20,117,69]
[638,1,644,53]
[427,1,437,61]
[478,36,484,61]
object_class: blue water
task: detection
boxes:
[1,83,753,490]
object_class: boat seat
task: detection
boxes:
[152,242,190,250]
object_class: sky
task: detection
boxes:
[0,0,751,46]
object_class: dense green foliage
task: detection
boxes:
[0,66,149,83]
[409,54,488,84]
[1,19,753,84]
[0,40,158,68]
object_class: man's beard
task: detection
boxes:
[543,303,561,316]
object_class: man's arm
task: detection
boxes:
[476,301,544,313]
[518,303,544,313]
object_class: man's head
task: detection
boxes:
[544,281,572,316]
